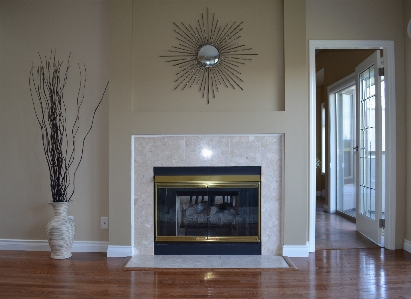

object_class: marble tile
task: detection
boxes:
[184,136,230,166]
[261,200,282,255]
[133,165,155,255]
[134,136,185,167]
[221,255,289,268]
[228,135,262,166]
[125,255,290,269]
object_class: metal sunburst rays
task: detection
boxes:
[160,8,257,104]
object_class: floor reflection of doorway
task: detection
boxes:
[315,197,380,250]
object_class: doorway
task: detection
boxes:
[309,40,396,252]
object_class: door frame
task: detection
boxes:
[309,40,396,252]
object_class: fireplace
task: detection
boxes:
[154,166,261,255]
[133,135,283,256]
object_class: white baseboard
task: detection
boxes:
[282,242,309,257]
[71,241,109,252]
[0,239,108,253]
[0,239,49,251]
[404,239,411,253]
[107,245,134,257]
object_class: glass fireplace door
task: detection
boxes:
[155,181,260,243]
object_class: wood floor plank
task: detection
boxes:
[1,249,411,298]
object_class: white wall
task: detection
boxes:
[0,0,110,242]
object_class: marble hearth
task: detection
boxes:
[132,135,283,255]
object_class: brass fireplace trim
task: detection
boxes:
[156,236,260,243]
[155,177,261,243]
[154,175,261,183]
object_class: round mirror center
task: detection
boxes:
[198,45,219,67]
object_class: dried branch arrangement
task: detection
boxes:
[29,51,108,202]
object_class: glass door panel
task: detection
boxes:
[359,66,376,219]
[155,183,260,242]
[336,85,357,218]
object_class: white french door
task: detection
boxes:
[355,51,385,245]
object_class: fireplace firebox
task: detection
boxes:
[154,166,261,255]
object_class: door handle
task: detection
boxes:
[353,146,358,151]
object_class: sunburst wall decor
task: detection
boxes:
[160,8,257,104]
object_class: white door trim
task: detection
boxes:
[309,40,396,252]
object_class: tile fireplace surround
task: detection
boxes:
[132,135,283,255]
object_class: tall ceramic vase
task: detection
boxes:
[46,202,75,259]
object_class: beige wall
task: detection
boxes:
[404,0,411,243]
[0,0,110,242]
[316,50,375,88]
[132,0,284,112]
[306,0,406,249]
[109,0,309,248]
[1,0,408,252]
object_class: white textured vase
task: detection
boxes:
[46,202,75,259]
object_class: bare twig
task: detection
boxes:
[29,51,108,202]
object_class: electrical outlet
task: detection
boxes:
[101,217,109,229]
[68,216,74,221]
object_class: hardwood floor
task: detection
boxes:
[0,205,409,298]
[315,197,381,250]
[1,249,411,298]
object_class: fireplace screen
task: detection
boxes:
[155,175,260,243]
